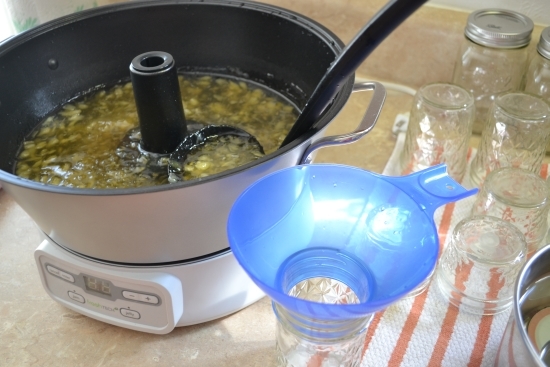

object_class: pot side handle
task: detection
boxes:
[299,81,386,165]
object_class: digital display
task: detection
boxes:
[83,275,112,296]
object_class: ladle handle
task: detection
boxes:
[281,0,428,147]
[384,164,478,217]
[299,81,386,165]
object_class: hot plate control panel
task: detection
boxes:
[45,263,162,305]
[34,240,184,334]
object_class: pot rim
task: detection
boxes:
[0,0,354,196]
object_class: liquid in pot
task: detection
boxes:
[14,74,298,188]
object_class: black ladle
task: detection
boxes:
[279,0,429,147]
[167,125,265,182]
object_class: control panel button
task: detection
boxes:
[68,291,85,303]
[120,308,140,319]
[122,291,159,305]
[59,271,75,283]
[122,290,140,301]
[47,265,61,277]
[139,294,159,305]
[47,265,75,283]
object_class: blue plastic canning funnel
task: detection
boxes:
[227,164,477,320]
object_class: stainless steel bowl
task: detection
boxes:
[494,244,550,367]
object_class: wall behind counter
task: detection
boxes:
[430,0,550,25]
[1,0,548,90]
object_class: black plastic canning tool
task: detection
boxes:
[130,51,188,154]
[129,51,263,156]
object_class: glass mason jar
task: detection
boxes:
[399,82,474,182]
[523,26,550,103]
[274,302,372,367]
[452,9,534,134]
[273,277,373,367]
[469,91,550,187]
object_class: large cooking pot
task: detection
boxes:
[0,0,383,264]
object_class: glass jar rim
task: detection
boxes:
[454,216,527,264]
[418,82,474,110]
[484,167,549,209]
[495,92,550,121]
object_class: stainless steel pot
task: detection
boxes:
[0,0,386,264]
[494,244,550,367]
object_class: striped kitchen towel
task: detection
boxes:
[361,128,549,367]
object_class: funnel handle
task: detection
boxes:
[299,81,386,165]
[383,164,478,217]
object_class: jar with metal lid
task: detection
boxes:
[452,9,534,134]
[523,27,550,102]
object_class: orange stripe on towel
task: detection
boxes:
[427,306,461,367]
[427,261,475,367]
[386,290,430,366]
[467,316,494,367]
[361,311,385,358]
[467,267,506,366]
[540,164,548,179]
[426,201,471,367]
[384,202,457,366]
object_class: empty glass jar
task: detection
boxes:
[435,216,527,315]
[452,9,534,134]
[399,82,474,182]
[469,91,550,187]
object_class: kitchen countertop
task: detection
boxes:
[1,1,548,366]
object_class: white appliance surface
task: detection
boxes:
[34,237,265,334]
